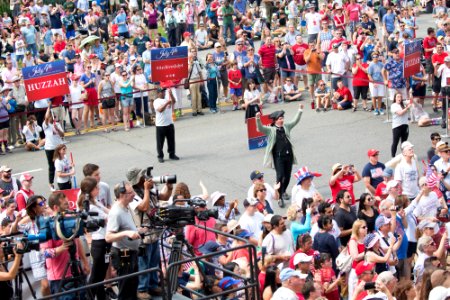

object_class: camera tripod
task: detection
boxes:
[165,230,205,299]
[58,242,93,300]
[11,260,37,300]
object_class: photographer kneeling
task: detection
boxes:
[41,192,90,300]
[106,181,142,300]
[125,167,173,299]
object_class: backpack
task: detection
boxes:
[206,3,215,18]
[335,245,354,273]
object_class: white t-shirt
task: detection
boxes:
[292,186,317,209]
[89,202,108,240]
[272,286,298,300]
[376,231,397,274]
[326,51,348,77]
[153,97,173,127]
[195,29,208,44]
[413,191,441,218]
[243,89,260,104]
[438,64,450,87]
[69,85,85,109]
[43,122,63,150]
[22,124,42,142]
[305,12,322,34]
[394,159,419,198]
[391,102,409,129]
[262,230,295,268]
[54,156,71,184]
[238,211,264,239]
[247,182,274,209]
[434,158,450,187]
[133,74,147,98]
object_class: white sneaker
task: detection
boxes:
[136,120,142,127]
[7,145,14,150]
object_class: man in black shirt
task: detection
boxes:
[334,190,357,247]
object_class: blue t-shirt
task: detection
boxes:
[80,73,96,88]
[361,161,385,189]
[115,13,128,33]
[363,44,375,63]
[21,26,37,45]
[382,13,396,33]
[368,61,384,83]
[213,51,227,71]
[116,43,130,53]
[43,30,53,46]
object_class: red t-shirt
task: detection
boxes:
[423,36,438,59]
[330,174,356,204]
[346,3,361,21]
[292,43,309,66]
[328,37,346,51]
[333,14,346,31]
[375,181,388,200]
[228,69,242,89]
[352,63,369,86]
[432,52,449,65]
[314,267,340,300]
[337,86,353,101]
[186,217,217,256]
[54,41,66,54]
[16,189,34,211]
[258,44,276,68]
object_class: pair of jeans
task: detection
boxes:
[222,22,235,44]
[49,279,85,300]
[134,96,149,119]
[207,78,218,110]
[27,43,38,57]
[137,241,161,292]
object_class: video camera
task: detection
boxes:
[150,198,218,228]
[145,166,177,185]
[37,196,104,242]
[0,233,41,256]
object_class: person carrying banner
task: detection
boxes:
[255,103,303,207]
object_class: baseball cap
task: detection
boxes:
[0,165,12,172]
[250,170,264,181]
[263,214,274,223]
[382,167,394,177]
[375,216,391,230]
[428,286,450,300]
[355,261,376,276]
[19,173,33,182]
[218,277,242,290]
[243,198,258,207]
[183,32,191,38]
[198,241,222,254]
[401,141,414,150]
[386,180,399,190]
[279,268,308,281]
[236,229,252,238]
[367,149,379,157]
[214,42,221,48]
[293,253,313,265]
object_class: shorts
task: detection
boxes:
[425,58,434,74]
[353,85,369,100]
[295,64,306,77]
[432,76,441,93]
[412,84,426,97]
[110,0,120,5]
[369,82,386,97]
[198,10,206,17]
[148,23,158,30]
[118,31,130,39]
[51,28,64,37]
[308,33,318,43]
[0,120,9,129]
[281,70,294,78]
[120,96,133,107]
[388,87,407,101]
[407,241,417,258]
[219,69,229,86]
[307,73,321,85]
[262,67,276,83]
[339,99,352,110]
[102,98,116,109]
[230,88,242,97]
[65,30,76,40]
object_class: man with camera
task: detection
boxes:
[106,181,142,300]
[126,167,173,299]
[40,192,90,299]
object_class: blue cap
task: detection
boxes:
[279,268,308,281]
[219,277,241,290]
[198,241,222,254]
[236,230,252,239]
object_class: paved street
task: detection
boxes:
[9,9,445,300]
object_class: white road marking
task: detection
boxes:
[12,168,43,177]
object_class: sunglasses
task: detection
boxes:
[38,201,46,207]
[319,84,325,86]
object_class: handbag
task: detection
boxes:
[255,67,265,84]
[335,246,354,273]
[184,63,195,89]
[15,104,26,113]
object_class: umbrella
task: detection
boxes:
[79,35,100,49]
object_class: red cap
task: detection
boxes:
[88,53,97,59]
[367,149,380,157]
[19,173,33,182]
[160,80,175,88]
[183,32,191,38]
[355,261,375,276]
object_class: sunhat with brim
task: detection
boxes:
[210,191,226,206]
